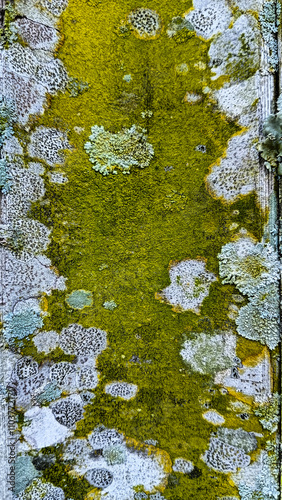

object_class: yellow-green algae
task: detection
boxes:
[22,0,270,497]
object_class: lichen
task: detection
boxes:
[172,458,194,474]
[259,0,281,72]
[166,16,195,43]
[103,300,117,310]
[0,95,16,146]
[232,451,279,500]
[185,0,232,41]
[104,381,138,400]
[209,15,260,81]
[180,331,236,374]
[0,158,12,194]
[254,393,279,433]
[37,382,62,405]
[258,95,282,171]
[17,478,65,500]
[127,8,161,39]
[0,3,17,48]
[65,290,93,309]
[218,237,280,348]
[103,444,127,465]
[14,455,40,495]
[157,259,217,313]
[84,124,154,175]
[3,309,43,344]
[67,77,90,97]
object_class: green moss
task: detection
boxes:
[43,462,91,499]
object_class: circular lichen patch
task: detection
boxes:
[65,289,93,309]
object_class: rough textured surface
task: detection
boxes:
[0,0,279,498]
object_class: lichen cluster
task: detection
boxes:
[157,259,217,313]
[218,237,280,348]
[259,0,281,72]
[84,125,154,175]
[258,95,282,171]
[2,0,279,498]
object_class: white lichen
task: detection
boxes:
[157,259,216,313]
[185,0,232,40]
[181,332,236,374]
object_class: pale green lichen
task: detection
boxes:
[14,455,40,495]
[259,0,281,72]
[233,451,279,500]
[103,300,117,310]
[218,237,280,349]
[36,383,62,405]
[0,3,17,48]
[103,444,127,465]
[236,285,280,349]
[65,289,93,309]
[3,310,43,344]
[180,332,236,375]
[218,238,280,295]
[84,124,154,175]
[254,393,280,433]
[66,77,89,97]
[166,16,195,43]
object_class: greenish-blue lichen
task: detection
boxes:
[14,455,40,495]
[65,289,93,309]
[3,310,43,344]
[37,383,62,405]
[84,125,154,175]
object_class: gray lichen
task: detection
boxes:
[0,158,12,193]
[258,95,282,171]
[0,95,17,147]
